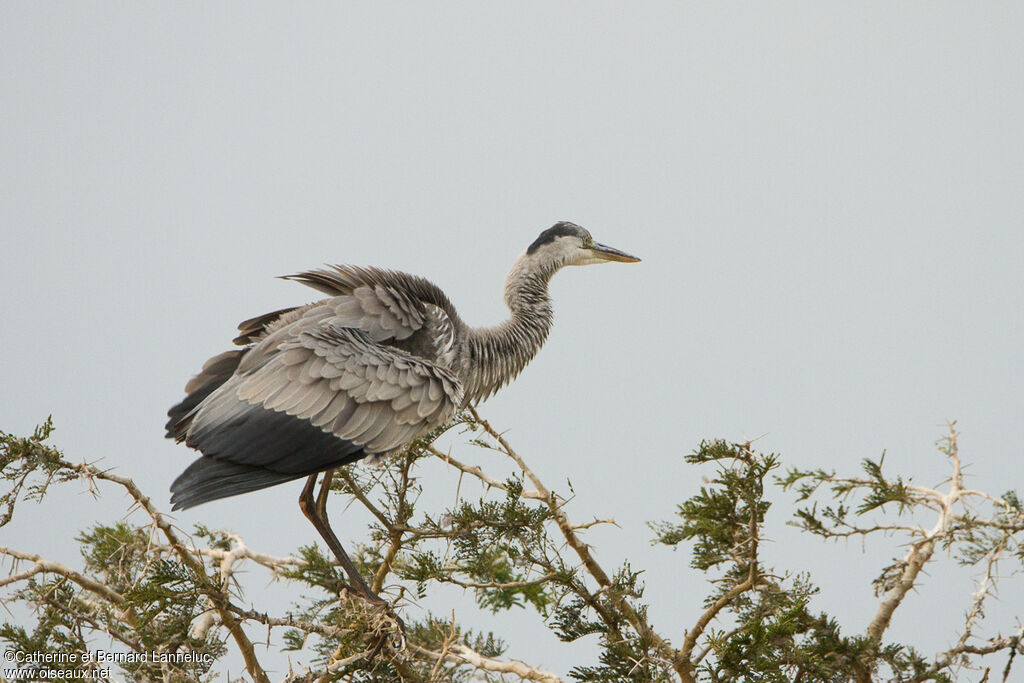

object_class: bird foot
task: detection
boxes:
[338,587,406,657]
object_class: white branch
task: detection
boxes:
[413,643,566,683]
[0,545,128,608]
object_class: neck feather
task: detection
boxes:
[462,254,557,404]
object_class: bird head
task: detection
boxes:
[526,221,640,268]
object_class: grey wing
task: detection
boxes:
[233,306,301,345]
[166,273,438,439]
[169,303,461,510]
[165,349,245,440]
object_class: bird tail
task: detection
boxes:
[169,457,303,510]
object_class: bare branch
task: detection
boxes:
[338,469,397,531]
[806,522,926,540]
[226,604,350,639]
[569,518,618,531]
[866,537,937,644]
[208,532,304,577]
[412,642,566,683]
[427,445,547,501]
[0,545,128,609]
[866,424,994,647]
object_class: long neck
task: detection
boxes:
[462,254,557,405]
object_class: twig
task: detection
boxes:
[427,445,547,501]
[226,604,349,639]
[0,546,128,608]
[569,518,618,531]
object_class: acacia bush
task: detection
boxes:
[2,413,1022,682]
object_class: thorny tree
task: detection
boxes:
[2,412,1022,682]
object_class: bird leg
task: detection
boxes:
[298,470,384,606]
[299,470,406,656]
[315,468,334,520]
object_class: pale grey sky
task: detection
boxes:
[2,2,1023,678]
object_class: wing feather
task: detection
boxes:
[313,393,351,427]
[169,267,464,509]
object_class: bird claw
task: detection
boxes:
[338,587,406,659]
[364,606,405,662]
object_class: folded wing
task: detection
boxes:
[168,274,462,510]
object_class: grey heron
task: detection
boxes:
[166,221,639,605]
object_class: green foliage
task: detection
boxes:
[781,453,922,545]
[1,417,73,528]
[2,528,224,682]
[556,563,677,682]
[2,418,1022,682]
[424,477,554,613]
[652,440,773,577]
[648,440,980,682]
